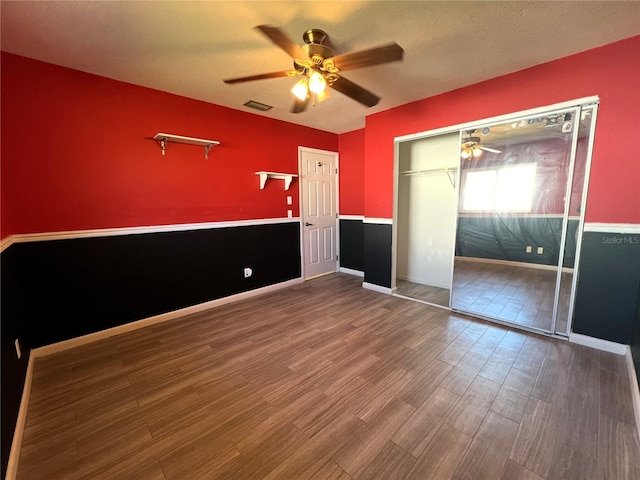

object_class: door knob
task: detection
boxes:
[305,222,314,226]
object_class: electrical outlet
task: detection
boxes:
[15,339,21,359]
[526,246,532,253]
[287,209,292,218]
[286,196,292,205]
[244,267,253,278]
[537,246,544,254]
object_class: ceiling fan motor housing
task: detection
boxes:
[302,29,329,46]
[302,29,334,66]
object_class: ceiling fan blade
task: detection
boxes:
[223,70,297,84]
[479,146,502,153]
[330,75,380,107]
[331,43,404,71]
[292,95,310,113]
[255,25,308,60]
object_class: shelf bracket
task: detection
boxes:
[255,171,298,191]
[446,170,455,188]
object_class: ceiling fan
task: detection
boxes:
[460,130,502,159]
[223,25,404,113]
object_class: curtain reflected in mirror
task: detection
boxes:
[451,108,588,334]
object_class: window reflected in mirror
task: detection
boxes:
[452,108,588,335]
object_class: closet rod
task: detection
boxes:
[399,167,457,175]
[399,167,457,188]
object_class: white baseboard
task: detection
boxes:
[34,278,303,358]
[6,353,35,480]
[568,332,627,355]
[456,256,573,273]
[339,267,364,277]
[362,282,393,294]
[625,348,640,442]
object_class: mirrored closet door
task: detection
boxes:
[553,105,596,335]
[451,104,596,335]
[394,100,598,336]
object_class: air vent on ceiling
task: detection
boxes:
[244,100,273,111]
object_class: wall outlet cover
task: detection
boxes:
[526,246,532,253]
[537,246,544,254]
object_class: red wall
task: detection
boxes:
[0,53,338,238]
[364,36,640,223]
[3,36,638,238]
[338,129,365,215]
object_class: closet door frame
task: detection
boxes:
[391,96,599,336]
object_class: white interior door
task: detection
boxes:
[299,147,338,279]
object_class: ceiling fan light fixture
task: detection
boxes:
[308,70,326,94]
[315,87,331,103]
[291,78,309,101]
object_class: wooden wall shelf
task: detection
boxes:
[153,133,220,159]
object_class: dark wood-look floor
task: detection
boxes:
[17,273,640,479]
[452,259,572,335]
[395,280,450,307]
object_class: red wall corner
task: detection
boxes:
[338,129,365,216]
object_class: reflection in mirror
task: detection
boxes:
[395,133,459,307]
[452,109,582,333]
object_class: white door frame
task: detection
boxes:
[298,146,340,280]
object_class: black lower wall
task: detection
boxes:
[632,281,640,387]
[456,216,578,267]
[339,219,364,272]
[0,221,301,476]
[1,246,31,479]
[573,231,640,346]
[364,222,392,288]
[18,222,301,348]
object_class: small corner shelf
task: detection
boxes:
[153,133,220,159]
[255,171,298,191]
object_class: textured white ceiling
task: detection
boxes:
[2,1,639,134]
